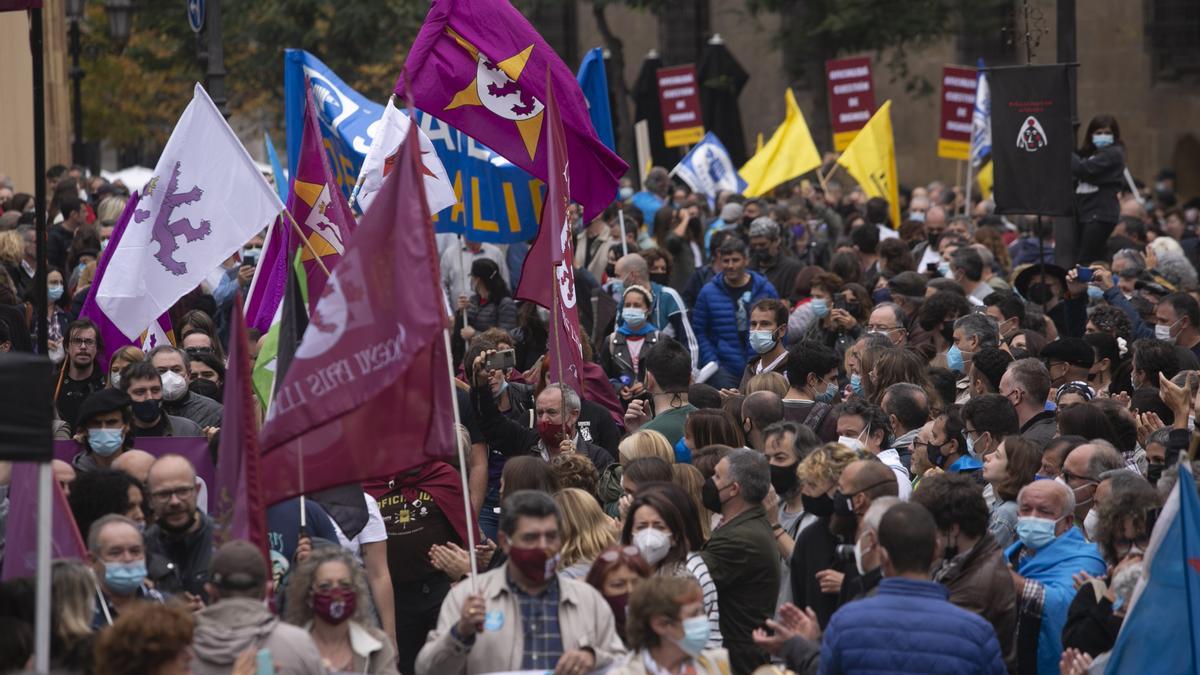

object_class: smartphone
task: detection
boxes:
[486,349,516,372]
[925,262,939,274]
[833,296,848,312]
[255,648,275,675]
[1075,265,1094,282]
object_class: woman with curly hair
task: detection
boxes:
[284,547,399,675]
[93,602,195,675]
[555,487,618,578]
[789,442,864,627]
[550,452,600,498]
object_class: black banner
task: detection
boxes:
[0,353,52,462]
[989,64,1075,216]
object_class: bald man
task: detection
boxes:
[111,449,155,484]
[741,391,784,450]
[143,454,213,602]
[51,459,76,498]
[836,460,900,518]
[1060,442,1124,524]
[1008,480,1106,675]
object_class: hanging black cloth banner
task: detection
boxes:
[989,64,1075,216]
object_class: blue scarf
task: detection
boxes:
[616,321,657,337]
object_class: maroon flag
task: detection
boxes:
[514,75,586,395]
[0,1,42,10]
[211,293,270,561]
[2,462,85,580]
[258,115,456,505]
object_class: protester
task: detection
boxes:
[624,339,697,447]
[609,575,731,674]
[416,490,626,674]
[832,400,910,499]
[87,513,163,628]
[818,502,1007,674]
[143,454,213,601]
[117,361,204,437]
[599,284,660,402]
[284,546,400,675]
[70,468,146,538]
[738,298,791,389]
[53,318,106,431]
[69,388,135,473]
[981,435,1042,549]
[584,545,653,644]
[148,345,223,429]
[193,541,326,675]
[49,560,97,672]
[555,487,618,578]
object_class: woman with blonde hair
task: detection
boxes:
[0,230,22,269]
[107,345,144,389]
[745,371,789,398]
[790,442,865,627]
[671,463,712,540]
[51,560,96,672]
[555,487,618,578]
[284,547,399,675]
[609,576,730,674]
[600,429,674,516]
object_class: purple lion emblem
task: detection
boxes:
[134,161,211,276]
[483,58,539,117]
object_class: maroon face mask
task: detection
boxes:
[508,545,555,584]
[312,587,356,625]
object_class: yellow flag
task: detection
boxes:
[740,89,821,197]
[836,100,900,228]
[976,160,994,200]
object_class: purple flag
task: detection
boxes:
[515,76,585,396]
[259,113,456,505]
[243,216,291,333]
[212,293,269,562]
[54,437,215,488]
[79,192,174,366]
[397,0,627,222]
[0,1,42,10]
[2,463,86,581]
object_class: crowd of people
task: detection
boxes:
[0,113,1194,674]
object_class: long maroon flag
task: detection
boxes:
[514,76,586,396]
[0,1,42,10]
[2,462,85,580]
[258,113,456,505]
[211,292,269,562]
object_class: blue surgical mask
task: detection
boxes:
[48,284,64,301]
[103,560,147,595]
[619,186,634,201]
[1086,285,1104,301]
[965,432,977,459]
[810,298,829,318]
[815,381,837,404]
[946,345,965,373]
[1016,516,1063,550]
[492,380,509,401]
[622,307,647,328]
[88,428,124,457]
[610,280,625,297]
[674,615,710,657]
[937,261,952,278]
[849,373,863,397]
[1092,133,1114,149]
[749,330,776,354]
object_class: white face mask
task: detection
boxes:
[853,533,873,576]
[1155,322,1177,343]
[160,370,188,402]
[838,427,869,453]
[632,527,672,566]
[1083,509,1101,541]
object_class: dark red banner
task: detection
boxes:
[825,56,875,151]
[938,65,978,160]
[656,64,704,148]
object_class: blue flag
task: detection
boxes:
[283,49,541,243]
[1104,462,1200,674]
[970,57,992,168]
[264,131,288,204]
[670,132,747,207]
[577,47,615,152]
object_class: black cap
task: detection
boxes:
[75,388,131,429]
[1041,337,1095,369]
[209,540,268,591]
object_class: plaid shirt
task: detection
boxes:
[510,573,565,670]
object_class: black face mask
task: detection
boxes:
[649,272,670,286]
[769,462,800,496]
[701,477,725,513]
[832,489,856,516]
[1147,462,1165,485]
[800,493,834,518]
[189,379,222,403]
[927,232,942,249]
[1027,282,1055,305]
[605,263,617,278]
[131,398,161,424]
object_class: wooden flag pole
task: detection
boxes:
[282,209,332,279]
[819,163,840,191]
[444,325,479,588]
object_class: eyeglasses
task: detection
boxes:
[864,324,902,333]
[149,485,196,503]
[1061,469,1098,486]
[70,337,96,347]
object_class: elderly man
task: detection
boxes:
[143,454,214,602]
[1000,358,1056,448]
[865,303,909,347]
[701,448,780,673]
[880,382,928,466]
[111,449,157,485]
[950,313,1000,402]
[417,491,626,674]
[749,217,804,300]
[1006,480,1106,675]
[88,514,163,628]
[1060,441,1125,529]
[149,345,223,428]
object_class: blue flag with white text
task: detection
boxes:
[283,49,540,243]
[577,47,616,152]
[671,132,747,207]
[1104,462,1200,674]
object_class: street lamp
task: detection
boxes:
[66,0,85,168]
[105,0,133,51]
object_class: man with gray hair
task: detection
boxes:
[748,216,804,300]
[865,303,909,347]
[701,448,780,673]
[1061,440,1125,526]
[88,514,163,628]
[614,252,698,369]
[950,312,1000,402]
[148,344,223,428]
[1008,479,1106,674]
[1000,358,1056,448]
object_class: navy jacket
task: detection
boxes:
[819,577,1006,675]
[692,271,778,375]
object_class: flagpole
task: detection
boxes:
[282,209,332,279]
[443,326,479,588]
[550,262,569,443]
[456,236,468,325]
[617,209,629,257]
[964,159,976,219]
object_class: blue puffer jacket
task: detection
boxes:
[692,271,778,376]
[819,577,1006,675]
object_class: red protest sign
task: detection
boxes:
[657,64,705,148]
[938,65,978,160]
[826,56,875,151]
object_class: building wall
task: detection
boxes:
[571,0,1200,199]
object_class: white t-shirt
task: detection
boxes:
[333,492,388,561]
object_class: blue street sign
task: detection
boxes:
[187,0,204,33]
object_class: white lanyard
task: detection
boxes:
[756,351,787,375]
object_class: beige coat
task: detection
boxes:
[415,566,627,675]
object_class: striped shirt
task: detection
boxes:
[684,552,723,648]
